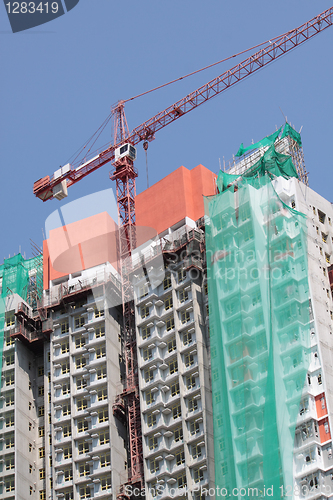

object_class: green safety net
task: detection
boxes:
[205,172,310,498]
[235,122,301,158]
[0,254,43,393]
[217,145,298,193]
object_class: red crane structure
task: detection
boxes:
[33,6,333,498]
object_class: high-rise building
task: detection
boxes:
[1,125,333,500]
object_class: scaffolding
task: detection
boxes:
[205,163,310,496]
[0,253,44,390]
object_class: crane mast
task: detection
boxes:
[32,6,333,498]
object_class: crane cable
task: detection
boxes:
[68,28,295,166]
[123,29,294,103]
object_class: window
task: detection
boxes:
[322,232,328,243]
[96,345,106,359]
[75,336,86,349]
[94,307,104,318]
[141,305,150,319]
[6,412,14,427]
[5,476,15,492]
[63,446,72,459]
[98,408,108,423]
[5,353,14,365]
[139,284,148,299]
[176,449,185,465]
[95,325,105,338]
[39,468,45,480]
[79,486,91,498]
[172,403,181,419]
[97,387,108,401]
[29,443,32,452]
[38,406,44,417]
[29,402,32,410]
[168,338,176,352]
[39,426,45,437]
[165,295,173,310]
[147,413,156,427]
[62,383,70,395]
[142,325,151,340]
[190,420,200,435]
[38,385,44,397]
[6,390,14,406]
[178,472,187,488]
[64,467,73,481]
[6,371,14,386]
[143,346,152,361]
[174,425,183,442]
[77,398,88,411]
[166,316,175,332]
[150,457,160,473]
[149,435,158,450]
[146,390,155,405]
[325,422,330,434]
[64,490,74,500]
[75,356,86,369]
[5,434,14,449]
[61,341,69,354]
[192,443,202,459]
[47,351,50,362]
[181,310,190,324]
[77,419,87,433]
[62,361,70,374]
[178,268,186,283]
[79,463,90,476]
[63,403,71,416]
[78,441,89,455]
[163,274,171,290]
[5,331,14,346]
[187,374,196,389]
[74,315,85,329]
[318,373,322,385]
[6,311,15,326]
[39,447,45,458]
[189,397,198,412]
[169,359,178,375]
[63,424,72,437]
[100,452,111,467]
[185,353,194,367]
[61,320,69,334]
[76,377,87,390]
[101,476,112,491]
[5,455,14,470]
[171,382,180,396]
[144,368,154,383]
[99,430,110,445]
[97,365,107,379]
[326,253,330,264]
[318,210,326,224]
[194,468,204,483]
[40,490,46,500]
[179,289,188,303]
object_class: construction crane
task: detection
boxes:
[33,6,333,499]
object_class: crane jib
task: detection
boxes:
[33,6,333,201]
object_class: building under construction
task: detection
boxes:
[1,124,333,500]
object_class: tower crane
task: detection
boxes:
[33,6,333,498]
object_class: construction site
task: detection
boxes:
[1,6,333,500]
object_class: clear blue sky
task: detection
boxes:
[1,1,333,261]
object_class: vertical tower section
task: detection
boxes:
[110,101,143,493]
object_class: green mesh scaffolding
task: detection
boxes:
[205,169,310,497]
[0,254,43,391]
